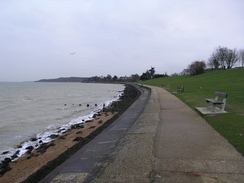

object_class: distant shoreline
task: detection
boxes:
[36,77,90,83]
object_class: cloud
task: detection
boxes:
[0,0,244,81]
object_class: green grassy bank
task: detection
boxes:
[140,67,244,155]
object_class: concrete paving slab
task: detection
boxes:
[196,106,227,114]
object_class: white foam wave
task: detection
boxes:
[0,89,124,162]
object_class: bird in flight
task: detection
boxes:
[70,52,76,55]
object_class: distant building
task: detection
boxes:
[180,69,190,75]
[119,76,129,81]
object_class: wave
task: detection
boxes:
[0,89,123,162]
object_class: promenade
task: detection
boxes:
[40,85,244,183]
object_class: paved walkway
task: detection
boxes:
[40,86,244,183]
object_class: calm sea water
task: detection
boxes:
[0,82,124,161]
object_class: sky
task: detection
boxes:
[1,0,244,82]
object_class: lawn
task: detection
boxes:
[140,67,244,155]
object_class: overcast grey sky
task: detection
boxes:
[1,0,243,81]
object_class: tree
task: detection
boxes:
[140,70,151,80]
[225,48,239,69]
[208,46,239,69]
[239,49,244,67]
[216,46,228,68]
[106,74,112,81]
[149,67,155,78]
[112,75,118,81]
[208,53,220,69]
[140,66,156,80]
[188,61,206,75]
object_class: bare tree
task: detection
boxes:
[208,53,220,69]
[208,46,239,69]
[216,46,228,68]
[239,49,244,67]
[225,48,239,68]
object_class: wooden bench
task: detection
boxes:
[177,86,184,93]
[206,92,228,112]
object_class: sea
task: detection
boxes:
[0,82,125,161]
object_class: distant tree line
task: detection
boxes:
[37,77,89,82]
[87,74,141,83]
[140,67,168,80]
[88,67,168,82]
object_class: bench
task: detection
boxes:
[177,86,184,93]
[205,92,228,112]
